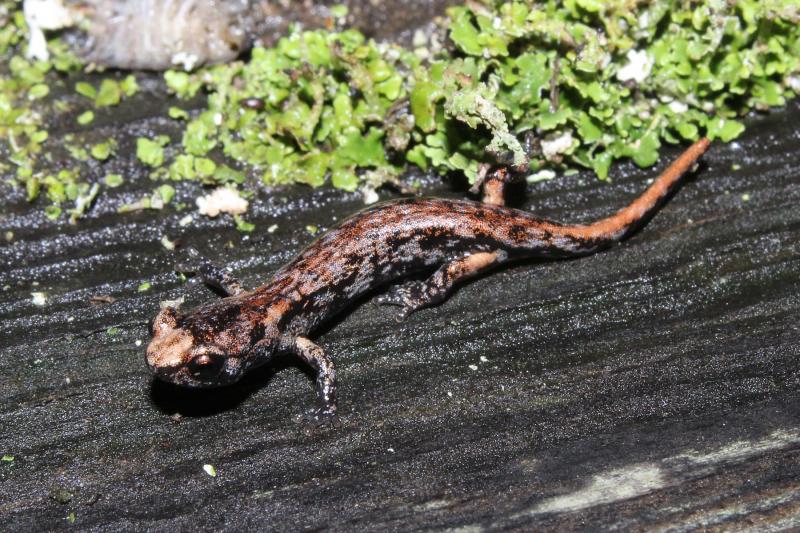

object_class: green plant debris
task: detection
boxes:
[103,173,124,187]
[2,454,14,462]
[94,79,121,107]
[75,81,95,99]
[76,76,137,107]
[28,82,48,99]
[330,5,349,20]
[234,215,255,233]
[118,184,175,212]
[137,281,152,292]
[90,139,116,161]
[65,143,89,161]
[168,106,189,120]
[76,111,94,125]
[68,182,99,222]
[106,326,119,335]
[164,70,203,99]
[0,0,799,223]
[117,197,152,213]
[119,74,138,97]
[155,184,175,205]
[136,136,169,167]
[161,235,176,250]
[44,205,61,220]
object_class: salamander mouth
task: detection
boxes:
[148,349,245,388]
[150,364,235,388]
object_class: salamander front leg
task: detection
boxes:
[282,335,340,427]
[374,280,426,308]
[378,250,508,320]
[175,247,246,296]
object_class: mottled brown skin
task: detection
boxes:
[147,139,710,422]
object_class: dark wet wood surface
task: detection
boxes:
[1,62,799,533]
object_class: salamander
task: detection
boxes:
[146,139,710,422]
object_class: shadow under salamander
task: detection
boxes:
[149,353,316,417]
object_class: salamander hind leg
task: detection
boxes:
[283,335,340,428]
[175,247,246,296]
[473,167,525,206]
[377,250,509,320]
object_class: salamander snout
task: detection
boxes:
[146,330,232,387]
[146,306,249,387]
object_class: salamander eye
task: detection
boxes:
[187,353,225,381]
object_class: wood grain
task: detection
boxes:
[1,91,798,531]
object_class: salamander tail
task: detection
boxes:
[567,138,710,243]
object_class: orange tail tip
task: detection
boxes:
[663,138,711,180]
[576,138,711,241]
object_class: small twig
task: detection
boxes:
[549,55,561,113]
[469,163,492,196]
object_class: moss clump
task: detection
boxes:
[423,0,800,179]
[161,30,412,191]
[163,0,800,187]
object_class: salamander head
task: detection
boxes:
[145,305,277,388]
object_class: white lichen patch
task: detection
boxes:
[541,131,575,159]
[527,169,556,184]
[171,51,200,72]
[196,187,249,218]
[512,428,800,519]
[23,0,73,30]
[668,100,689,114]
[361,186,380,205]
[671,428,800,468]
[616,49,653,84]
[532,465,665,514]
[23,0,75,61]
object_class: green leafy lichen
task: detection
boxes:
[90,139,116,161]
[103,173,124,188]
[76,111,94,125]
[427,0,800,179]
[158,0,799,187]
[234,215,255,233]
[160,30,413,190]
[136,136,169,167]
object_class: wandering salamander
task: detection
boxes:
[147,139,710,422]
